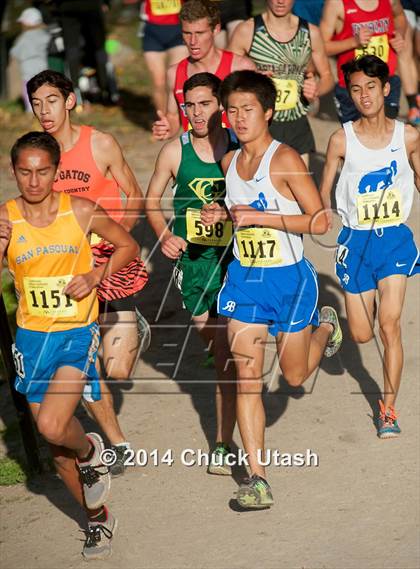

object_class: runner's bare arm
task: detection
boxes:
[66,197,139,300]
[201,151,235,226]
[307,24,334,98]
[145,140,186,259]
[152,65,181,141]
[320,0,369,56]
[231,53,257,72]
[0,205,12,270]
[320,129,346,228]
[390,0,407,51]
[230,147,328,235]
[91,130,143,231]
[405,124,420,191]
[228,19,254,55]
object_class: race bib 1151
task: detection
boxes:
[24,275,76,317]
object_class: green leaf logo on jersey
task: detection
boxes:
[188,178,225,204]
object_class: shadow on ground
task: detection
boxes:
[118,89,156,130]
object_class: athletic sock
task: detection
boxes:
[406,94,418,108]
[88,506,107,523]
[113,441,131,448]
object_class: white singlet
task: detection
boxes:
[225,140,304,268]
[336,120,414,230]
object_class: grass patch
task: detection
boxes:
[0,422,28,485]
[0,456,27,485]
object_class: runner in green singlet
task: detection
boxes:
[229,0,333,166]
[146,72,238,475]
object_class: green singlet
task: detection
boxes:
[172,129,238,316]
[172,129,238,261]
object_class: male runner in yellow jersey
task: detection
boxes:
[0,132,138,559]
[27,70,147,475]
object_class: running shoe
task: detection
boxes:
[407,107,420,126]
[319,306,343,358]
[77,432,111,509]
[82,506,118,561]
[208,443,232,476]
[236,474,274,509]
[109,444,130,478]
[378,400,401,439]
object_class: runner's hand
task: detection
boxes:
[63,272,100,300]
[302,72,318,103]
[325,208,333,231]
[0,219,12,255]
[161,233,187,259]
[230,205,260,227]
[354,26,372,48]
[201,202,224,225]
[152,110,171,141]
[390,31,405,53]
[260,69,274,78]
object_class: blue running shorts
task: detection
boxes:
[12,322,101,404]
[335,224,419,294]
[217,257,319,336]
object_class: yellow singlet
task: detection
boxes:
[6,192,98,332]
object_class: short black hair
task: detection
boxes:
[183,72,222,103]
[342,55,390,90]
[11,132,61,168]
[220,70,277,122]
[27,70,74,102]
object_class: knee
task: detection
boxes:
[379,319,401,345]
[236,365,262,394]
[284,369,307,387]
[350,330,374,344]
[37,414,66,445]
[154,76,167,90]
[106,363,132,381]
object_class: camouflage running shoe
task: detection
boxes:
[208,443,232,476]
[236,474,274,509]
[319,306,343,357]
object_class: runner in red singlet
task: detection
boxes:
[27,70,147,477]
[320,0,407,122]
[152,0,255,140]
[174,49,233,130]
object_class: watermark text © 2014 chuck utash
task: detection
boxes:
[100,448,320,468]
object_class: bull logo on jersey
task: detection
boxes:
[358,160,397,194]
[249,192,268,211]
[188,178,225,203]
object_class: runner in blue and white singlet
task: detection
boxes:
[201,70,342,510]
[321,55,420,439]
